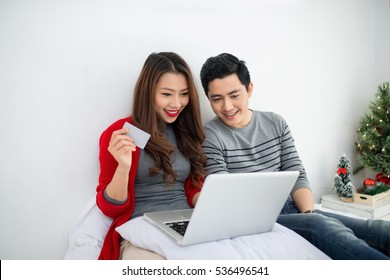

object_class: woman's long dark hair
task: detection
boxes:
[131,52,205,188]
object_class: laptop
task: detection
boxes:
[143,171,299,246]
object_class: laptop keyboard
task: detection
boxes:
[165,221,189,236]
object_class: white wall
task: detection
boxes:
[0,0,389,259]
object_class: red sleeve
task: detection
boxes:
[95,117,139,218]
[184,176,203,208]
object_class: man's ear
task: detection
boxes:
[247,82,253,97]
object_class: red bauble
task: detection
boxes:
[363,178,375,186]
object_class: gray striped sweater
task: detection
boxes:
[202,110,310,195]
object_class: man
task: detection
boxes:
[200,53,390,260]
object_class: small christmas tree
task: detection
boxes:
[355,81,390,181]
[333,154,355,200]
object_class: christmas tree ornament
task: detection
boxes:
[376,173,390,186]
[332,154,355,202]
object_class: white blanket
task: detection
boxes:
[116,217,330,260]
[64,197,330,260]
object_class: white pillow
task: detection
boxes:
[64,197,113,260]
[116,217,330,260]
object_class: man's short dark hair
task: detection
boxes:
[200,53,251,97]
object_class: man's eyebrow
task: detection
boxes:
[209,89,241,98]
[227,89,241,95]
[209,93,222,99]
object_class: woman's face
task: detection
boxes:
[154,72,190,123]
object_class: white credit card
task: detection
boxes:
[123,122,151,149]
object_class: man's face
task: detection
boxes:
[207,74,253,128]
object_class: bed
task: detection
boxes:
[64,196,330,260]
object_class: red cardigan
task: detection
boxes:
[96,117,201,260]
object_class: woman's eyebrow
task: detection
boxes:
[159,87,189,92]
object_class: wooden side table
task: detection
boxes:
[320,193,390,220]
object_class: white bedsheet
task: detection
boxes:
[64,197,112,260]
[64,197,330,260]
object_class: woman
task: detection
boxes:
[96,52,206,260]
